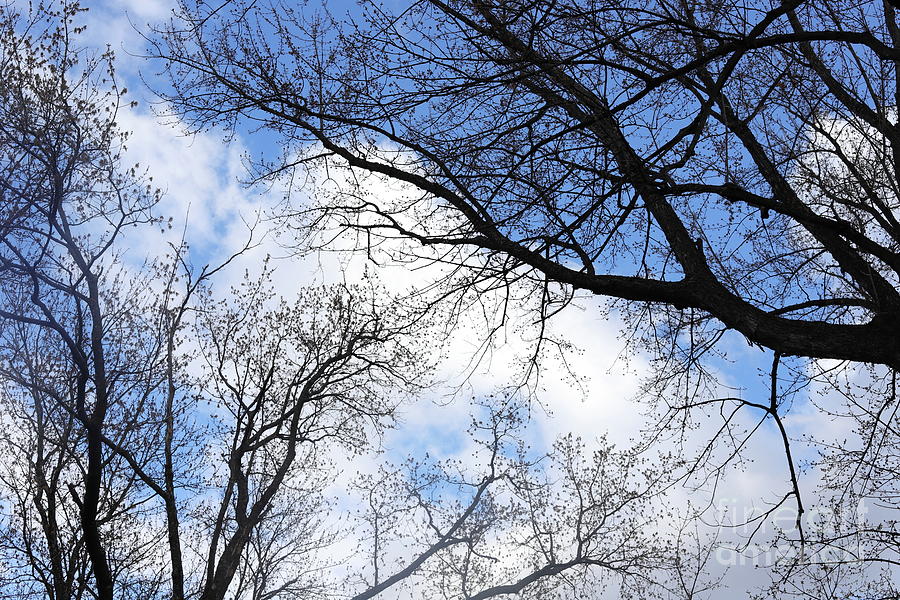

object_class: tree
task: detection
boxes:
[343,401,709,600]
[151,0,900,596]
[0,2,170,596]
[0,323,117,600]
[0,3,427,599]
[154,0,900,367]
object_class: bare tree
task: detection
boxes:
[153,0,900,367]
[0,324,95,600]
[343,400,710,600]
[0,2,170,597]
[183,272,427,600]
[0,4,425,600]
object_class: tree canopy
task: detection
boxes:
[3,1,900,599]
[156,0,900,368]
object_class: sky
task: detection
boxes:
[48,0,881,596]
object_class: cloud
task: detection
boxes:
[116,108,262,253]
[75,0,168,74]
